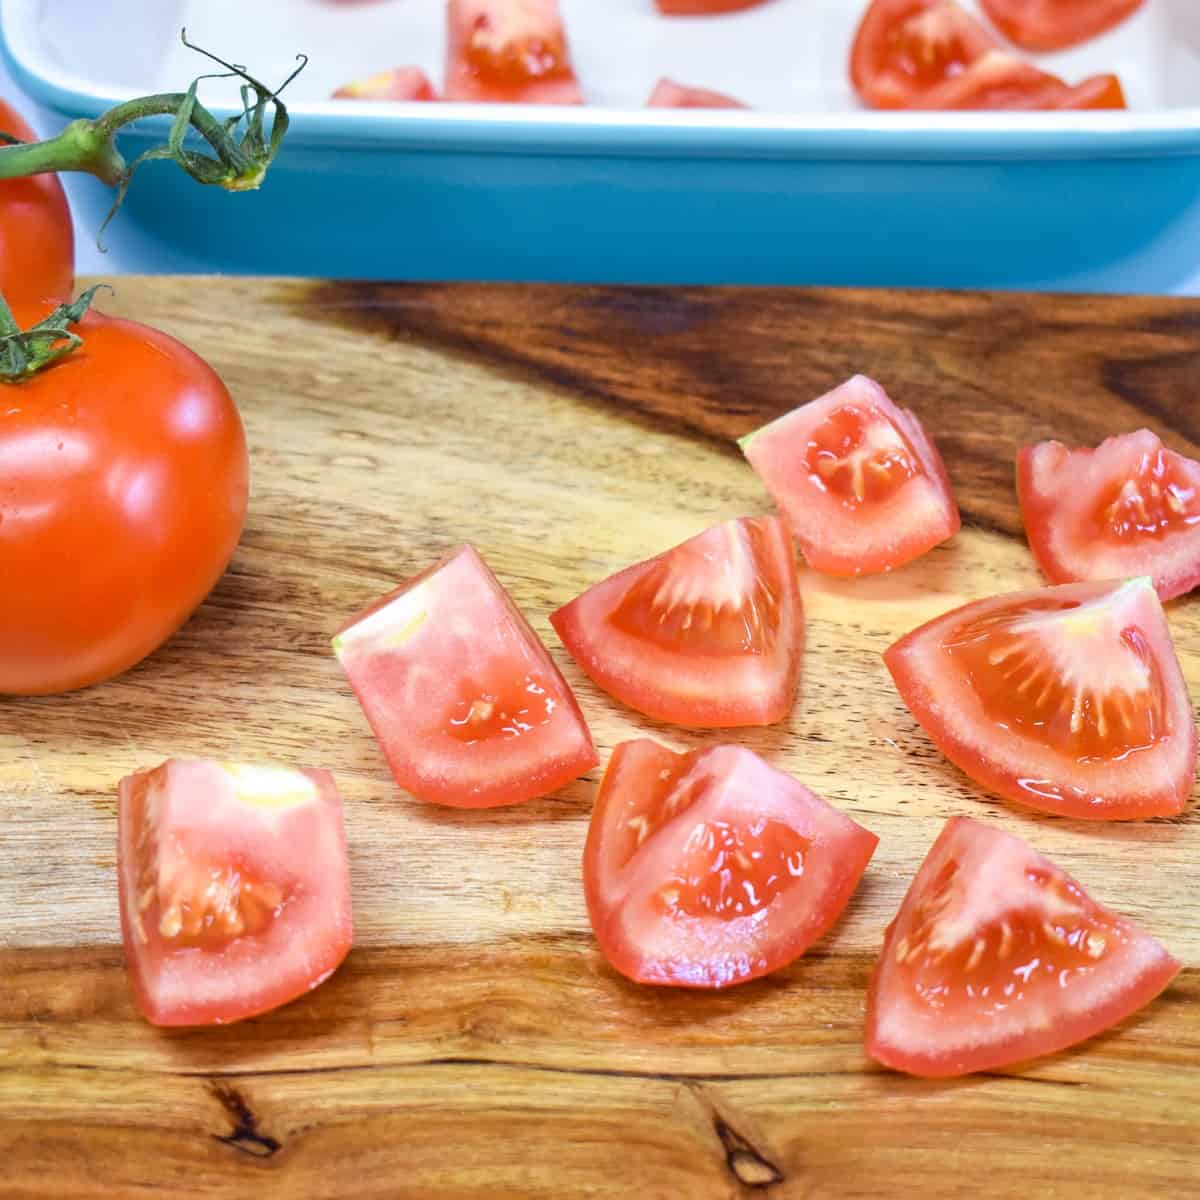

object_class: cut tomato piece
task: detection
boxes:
[647,78,748,109]
[334,544,597,808]
[585,740,878,988]
[979,0,1144,52]
[884,578,1196,820]
[444,0,583,104]
[909,51,1126,110]
[550,516,802,728]
[117,759,353,1027]
[740,375,960,577]
[850,0,999,110]
[655,0,767,14]
[1019,429,1200,602]
[867,816,1179,1077]
[333,67,438,101]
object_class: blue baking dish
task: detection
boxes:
[3,0,1199,292]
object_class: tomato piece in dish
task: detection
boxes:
[118,759,353,1027]
[655,0,767,13]
[850,0,999,110]
[647,78,748,109]
[1018,429,1200,602]
[979,0,1144,52]
[333,67,438,100]
[444,0,583,104]
[867,816,1179,1077]
[585,740,878,988]
[884,578,1196,820]
[550,516,802,728]
[335,545,597,808]
[740,375,960,576]
[908,52,1126,110]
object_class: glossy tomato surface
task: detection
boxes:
[118,759,354,1026]
[647,78,748,108]
[551,516,803,728]
[850,0,998,109]
[741,375,960,576]
[1019,429,1200,601]
[909,52,1126,109]
[0,304,249,695]
[334,544,597,808]
[867,817,1179,1077]
[885,578,1196,820]
[332,66,438,100]
[444,0,583,103]
[585,740,878,988]
[980,0,1144,51]
[0,99,73,306]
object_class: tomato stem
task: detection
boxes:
[0,287,109,382]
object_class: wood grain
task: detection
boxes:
[2,278,1198,1197]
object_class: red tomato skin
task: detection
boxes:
[0,100,73,306]
[333,67,438,100]
[866,817,1180,1077]
[655,0,767,13]
[647,79,748,109]
[1018,431,1200,602]
[0,305,249,695]
[979,0,1144,52]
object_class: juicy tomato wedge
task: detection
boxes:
[117,759,353,1026]
[884,578,1197,820]
[334,544,597,808]
[850,0,999,110]
[867,816,1180,1077]
[1018,429,1200,602]
[647,78,748,109]
[550,516,802,728]
[908,51,1126,110]
[740,375,960,577]
[0,99,74,306]
[332,67,438,100]
[979,0,1144,52]
[585,740,878,988]
[655,0,767,13]
[445,0,583,104]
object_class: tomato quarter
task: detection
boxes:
[118,759,354,1026]
[551,516,803,728]
[333,67,438,100]
[585,740,878,988]
[979,0,1144,52]
[867,816,1179,1077]
[740,375,960,576]
[334,544,597,808]
[647,78,748,108]
[1019,429,1200,602]
[885,578,1196,820]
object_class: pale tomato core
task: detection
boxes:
[804,403,920,507]
[446,672,559,743]
[890,3,980,86]
[1094,448,1200,542]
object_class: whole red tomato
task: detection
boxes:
[0,303,249,694]
[0,100,74,305]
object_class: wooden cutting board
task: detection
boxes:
[2,278,1197,1199]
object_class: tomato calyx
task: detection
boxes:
[0,284,109,382]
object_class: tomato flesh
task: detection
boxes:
[445,0,582,103]
[655,0,767,14]
[909,52,1126,110]
[334,544,597,808]
[118,759,353,1026]
[333,67,437,100]
[585,740,878,988]
[1019,429,1200,601]
[740,375,960,576]
[0,99,73,306]
[867,817,1179,1077]
[979,0,1144,52]
[551,516,803,728]
[647,79,748,109]
[884,578,1196,820]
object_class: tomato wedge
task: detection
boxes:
[908,52,1126,110]
[334,544,597,808]
[550,516,802,728]
[867,816,1179,1077]
[655,0,767,13]
[585,740,878,988]
[850,0,999,110]
[118,759,353,1026]
[332,67,438,101]
[444,0,583,104]
[647,78,748,109]
[1018,429,1200,602]
[740,375,960,577]
[979,0,1144,52]
[884,578,1196,820]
